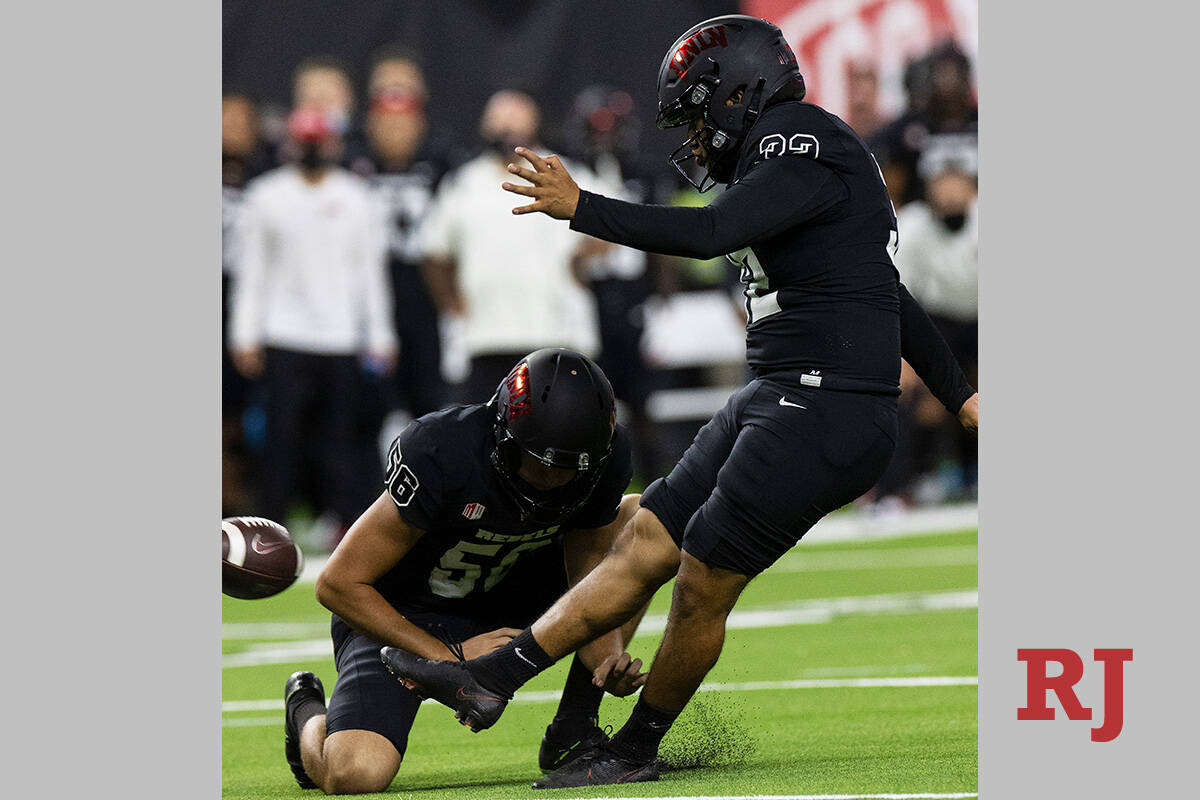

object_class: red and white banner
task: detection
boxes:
[743,0,977,120]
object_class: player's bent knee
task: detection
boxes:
[670,551,749,620]
[322,730,402,795]
[627,507,681,581]
[615,493,641,528]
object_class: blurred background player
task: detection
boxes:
[284,349,646,793]
[230,60,397,546]
[875,156,979,506]
[418,89,600,404]
[354,46,467,458]
[871,41,977,209]
[222,89,271,516]
[560,85,660,484]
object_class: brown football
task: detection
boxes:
[222,516,304,599]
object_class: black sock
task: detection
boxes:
[289,694,326,735]
[471,628,556,699]
[608,696,681,761]
[550,654,605,731]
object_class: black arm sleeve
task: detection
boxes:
[899,282,976,414]
[570,155,847,260]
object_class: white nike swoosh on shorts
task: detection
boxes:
[778,397,807,409]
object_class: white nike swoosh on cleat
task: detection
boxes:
[778,397,807,409]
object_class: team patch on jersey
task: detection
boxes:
[759,132,820,160]
[462,502,485,521]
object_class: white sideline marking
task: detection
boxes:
[222,622,329,640]
[294,504,978,583]
[222,590,976,666]
[222,675,976,716]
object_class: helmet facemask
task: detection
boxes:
[658,69,767,191]
[490,419,610,526]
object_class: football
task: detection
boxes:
[222,516,304,599]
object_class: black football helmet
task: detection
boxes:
[655,14,807,191]
[489,349,617,525]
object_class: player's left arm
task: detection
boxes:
[561,494,648,697]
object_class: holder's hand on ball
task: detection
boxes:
[502,147,580,220]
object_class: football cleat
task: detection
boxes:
[380,646,508,732]
[537,717,612,772]
[284,670,325,790]
[532,742,661,789]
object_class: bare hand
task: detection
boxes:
[231,347,264,379]
[591,651,647,697]
[501,147,580,220]
[957,392,979,433]
[460,627,522,660]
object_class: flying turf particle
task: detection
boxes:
[658,693,758,771]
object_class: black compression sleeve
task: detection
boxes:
[570,156,847,260]
[899,282,976,413]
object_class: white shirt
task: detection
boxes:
[418,152,599,358]
[894,200,979,323]
[231,165,396,355]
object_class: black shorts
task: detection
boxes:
[323,549,568,754]
[641,378,896,576]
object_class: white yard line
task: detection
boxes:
[222,674,976,716]
[770,545,977,573]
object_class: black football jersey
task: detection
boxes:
[374,403,633,617]
[570,100,974,411]
[725,100,900,390]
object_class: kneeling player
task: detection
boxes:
[283,349,647,794]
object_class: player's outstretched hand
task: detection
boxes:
[502,147,580,220]
[957,392,979,433]
[461,627,522,660]
[591,651,647,697]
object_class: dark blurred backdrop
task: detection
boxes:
[223,0,737,160]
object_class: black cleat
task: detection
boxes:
[537,717,612,772]
[380,646,508,732]
[532,742,661,789]
[284,671,325,790]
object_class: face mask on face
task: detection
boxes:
[299,141,326,170]
[939,212,967,232]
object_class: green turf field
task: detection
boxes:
[222,524,978,799]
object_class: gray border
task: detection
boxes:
[979,2,1199,796]
[7,4,218,797]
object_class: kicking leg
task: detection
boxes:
[531,551,750,789]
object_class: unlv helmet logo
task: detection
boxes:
[505,362,532,419]
[668,25,728,78]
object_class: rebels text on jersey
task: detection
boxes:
[375,404,632,617]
